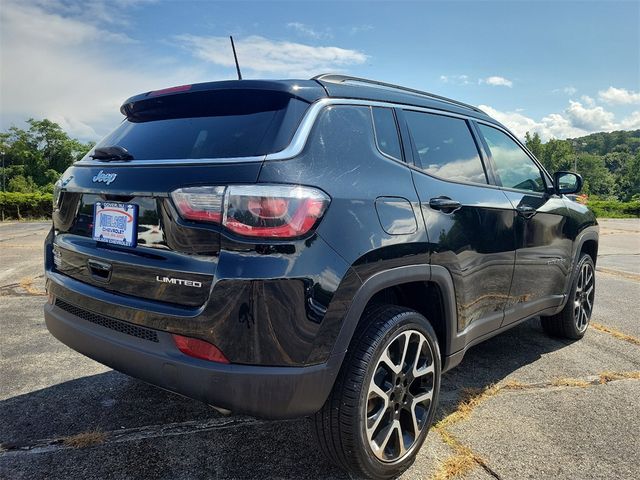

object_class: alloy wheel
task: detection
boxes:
[574,262,595,332]
[365,330,435,462]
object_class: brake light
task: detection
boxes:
[172,334,230,363]
[149,84,192,97]
[170,184,330,239]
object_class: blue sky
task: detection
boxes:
[1,0,639,141]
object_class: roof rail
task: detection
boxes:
[312,74,485,114]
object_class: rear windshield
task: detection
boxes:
[93,90,309,160]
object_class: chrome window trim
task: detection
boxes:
[76,98,495,167]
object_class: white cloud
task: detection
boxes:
[565,100,615,131]
[481,76,513,88]
[553,86,577,95]
[0,0,208,140]
[580,95,596,107]
[598,86,640,105]
[479,101,639,141]
[349,24,374,35]
[174,34,367,77]
[286,22,332,39]
[439,74,471,85]
[618,111,640,130]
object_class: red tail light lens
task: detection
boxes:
[171,186,225,223]
[170,184,330,239]
[223,185,330,238]
[172,334,230,363]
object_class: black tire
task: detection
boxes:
[541,253,595,340]
[314,305,441,479]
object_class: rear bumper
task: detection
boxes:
[44,300,343,419]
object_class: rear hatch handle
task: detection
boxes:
[87,259,113,282]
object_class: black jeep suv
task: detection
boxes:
[44,75,598,479]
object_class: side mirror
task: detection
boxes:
[553,171,583,195]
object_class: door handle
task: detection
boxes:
[429,197,462,213]
[516,205,537,219]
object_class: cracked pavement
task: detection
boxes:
[1,219,638,479]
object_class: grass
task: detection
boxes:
[61,430,107,448]
[431,428,488,480]
[550,378,592,388]
[590,322,640,346]
[19,277,46,296]
[599,371,640,383]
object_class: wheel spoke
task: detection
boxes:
[378,421,396,453]
[398,332,411,373]
[584,269,593,288]
[415,389,433,403]
[410,402,421,437]
[367,404,388,439]
[379,350,401,375]
[395,423,407,457]
[370,382,389,400]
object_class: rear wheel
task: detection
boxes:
[314,305,441,479]
[542,253,595,339]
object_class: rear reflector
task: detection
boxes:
[172,334,230,363]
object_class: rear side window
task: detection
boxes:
[404,111,487,184]
[371,107,402,160]
[478,124,545,192]
[93,90,308,160]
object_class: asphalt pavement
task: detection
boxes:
[0,219,638,479]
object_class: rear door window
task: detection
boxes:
[404,111,487,184]
[93,90,309,160]
[371,107,402,160]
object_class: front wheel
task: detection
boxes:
[314,305,441,479]
[542,253,595,339]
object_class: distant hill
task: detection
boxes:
[567,129,640,156]
[525,129,640,201]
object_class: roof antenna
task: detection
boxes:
[229,36,242,80]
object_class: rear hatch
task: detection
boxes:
[51,82,322,308]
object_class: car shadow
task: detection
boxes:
[1,318,572,479]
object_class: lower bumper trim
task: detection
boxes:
[44,302,343,419]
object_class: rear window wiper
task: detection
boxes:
[90,145,134,161]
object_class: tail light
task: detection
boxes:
[171,184,330,239]
[171,186,225,223]
[172,334,229,363]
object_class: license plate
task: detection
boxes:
[92,202,138,247]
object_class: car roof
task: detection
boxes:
[120,75,500,126]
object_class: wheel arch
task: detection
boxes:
[330,265,459,371]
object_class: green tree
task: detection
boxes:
[0,119,93,193]
[576,153,616,197]
[525,132,544,160]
